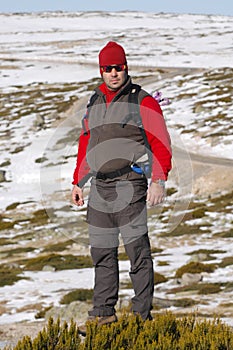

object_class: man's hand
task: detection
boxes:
[147,181,165,206]
[72,185,84,206]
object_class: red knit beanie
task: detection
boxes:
[99,41,127,67]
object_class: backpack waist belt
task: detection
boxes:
[94,165,132,180]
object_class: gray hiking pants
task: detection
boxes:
[87,174,154,320]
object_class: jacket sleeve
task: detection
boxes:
[140,95,172,181]
[72,118,90,186]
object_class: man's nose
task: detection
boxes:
[111,68,118,75]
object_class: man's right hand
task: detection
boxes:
[72,185,84,206]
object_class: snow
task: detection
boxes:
[0,268,94,324]
[0,11,233,327]
[1,11,233,89]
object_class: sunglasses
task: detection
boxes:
[101,64,127,73]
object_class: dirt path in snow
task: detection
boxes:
[171,145,233,195]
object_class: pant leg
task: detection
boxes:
[88,246,119,317]
[124,233,154,320]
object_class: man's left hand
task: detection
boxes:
[147,181,165,206]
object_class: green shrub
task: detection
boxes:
[35,306,53,320]
[160,223,210,237]
[187,249,225,257]
[154,272,168,285]
[8,313,233,350]
[12,317,81,350]
[219,256,233,268]
[214,229,233,238]
[151,247,163,254]
[168,282,222,295]
[3,246,35,258]
[43,240,75,253]
[175,261,216,278]
[173,298,199,308]
[0,264,25,287]
[118,251,128,260]
[60,289,93,304]
[166,187,177,196]
[30,209,50,225]
[122,272,167,289]
[5,202,20,210]
[198,283,221,295]
[157,260,169,266]
[192,207,206,219]
[18,254,93,271]
[0,219,15,231]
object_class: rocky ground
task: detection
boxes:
[0,66,233,349]
[1,154,232,348]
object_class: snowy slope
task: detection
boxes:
[0,11,233,329]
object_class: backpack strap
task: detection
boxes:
[128,84,151,152]
[87,92,99,109]
[82,92,99,135]
[122,85,152,176]
[77,172,94,188]
[77,93,99,187]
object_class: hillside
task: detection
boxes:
[0,11,233,348]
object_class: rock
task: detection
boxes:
[153,297,176,308]
[45,301,90,323]
[0,159,11,167]
[33,115,45,128]
[0,320,46,349]
[194,104,205,113]
[0,170,6,182]
[188,253,208,263]
[117,298,131,310]
[42,265,56,272]
[179,273,202,286]
[35,157,48,164]
[7,263,21,269]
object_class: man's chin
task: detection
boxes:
[109,84,121,91]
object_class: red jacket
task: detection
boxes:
[72,81,172,185]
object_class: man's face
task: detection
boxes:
[101,65,127,91]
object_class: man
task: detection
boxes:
[72,41,172,334]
